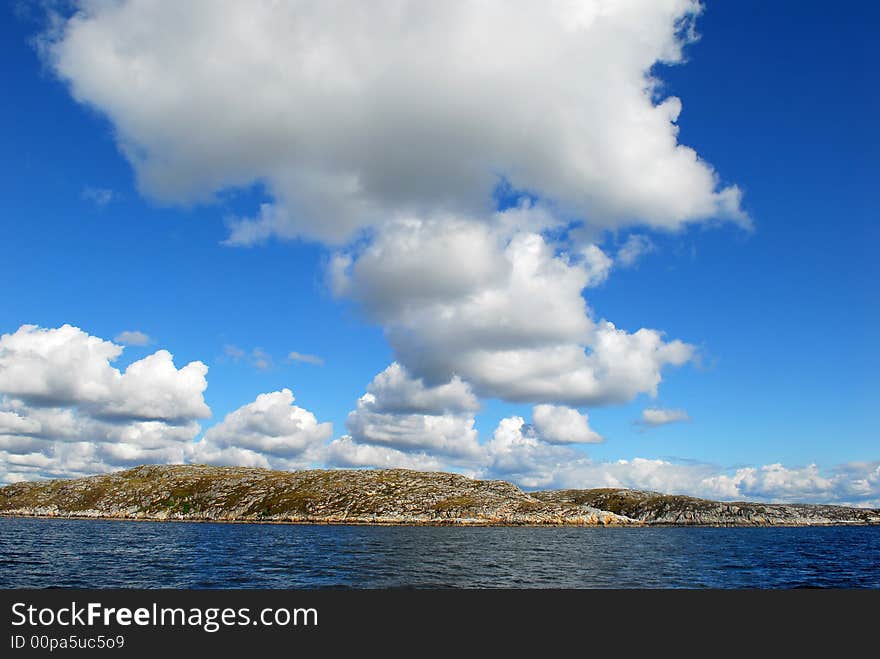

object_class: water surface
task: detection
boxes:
[1,517,878,588]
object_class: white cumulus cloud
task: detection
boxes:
[327,363,483,468]
[332,213,694,406]
[0,324,209,421]
[532,404,602,444]
[479,421,880,507]
[482,416,582,489]
[0,324,209,482]
[45,0,746,245]
[190,389,332,470]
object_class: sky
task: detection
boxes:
[0,1,877,505]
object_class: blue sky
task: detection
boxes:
[0,1,876,503]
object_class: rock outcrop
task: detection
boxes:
[1,465,877,526]
[533,488,880,526]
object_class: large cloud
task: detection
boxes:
[0,324,209,482]
[333,213,694,405]
[39,1,734,413]
[44,0,745,245]
[190,388,332,470]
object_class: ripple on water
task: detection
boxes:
[1,519,879,588]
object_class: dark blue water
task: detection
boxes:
[1,518,878,588]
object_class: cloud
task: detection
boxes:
[114,330,151,346]
[45,0,746,246]
[40,1,742,416]
[190,389,332,470]
[287,351,324,366]
[0,436,197,484]
[223,344,273,371]
[0,324,209,482]
[354,362,479,415]
[324,436,445,472]
[226,346,324,370]
[0,328,875,508]
[329,215,513,315]
[81,186,114,207]
[481,407,602,488]
[250,348,272,371]
[637,407,691,428]
[644,460,880,508]
[532,404,603,444]
[478,418,880,506]
[326,363,483,468]
[223,344,246,361]
[0,324,209,421]
[333,212,694,406]
[483,416,582,489]
[616,234,657,268]
[581,245,614,287]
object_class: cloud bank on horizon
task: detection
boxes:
[2,323,879,507]
[2,2,873,505]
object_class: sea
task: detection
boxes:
[1,517,878,589]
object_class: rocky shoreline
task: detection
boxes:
[1,464,878,527]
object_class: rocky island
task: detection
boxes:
[1,464,878,527]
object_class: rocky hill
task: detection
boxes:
[533,488,880,526]
[0,465,631,526]
[0,465,877,526]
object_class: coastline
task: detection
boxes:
[0,511,635,527]
[3,511,879,528]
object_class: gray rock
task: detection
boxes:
[532,488,880,526]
